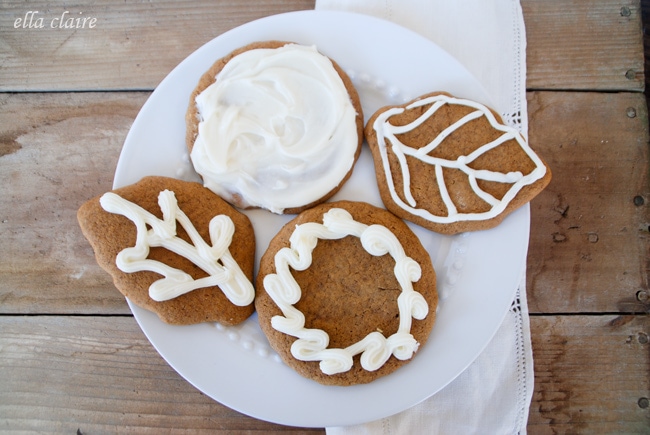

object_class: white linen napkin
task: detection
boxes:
[316,1,535,433]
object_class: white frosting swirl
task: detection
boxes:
[262,208,429,375]
[191,44,359,214]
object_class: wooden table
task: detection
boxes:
[1,1,648,433]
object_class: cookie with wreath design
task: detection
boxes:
[255,201,437,386]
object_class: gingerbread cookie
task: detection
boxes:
[77,176,256,325]
[365,91,552,234]
[255,201,437,386]
[186,41,364,215]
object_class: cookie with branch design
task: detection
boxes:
[255,201,437,386]
[365,91,552,234]
[78,176,256,325]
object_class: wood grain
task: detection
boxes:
[526,91,650,313]
[1,315,647,433]
[0,0,315,92]
[523,0,645,91]
[0,0,644,92]
[0,316,322,433]
[0,92,147,314]
[528,314,650,434]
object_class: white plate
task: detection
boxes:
[114,10,529,428]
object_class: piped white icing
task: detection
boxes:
[372,94,547,223]
[99,190,254,306]
[191,44,359,214]
[262,208,429,375]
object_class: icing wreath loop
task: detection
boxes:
[262,208,429,375]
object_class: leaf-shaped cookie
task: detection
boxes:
[365,92,552,234]
[77,176,256,325]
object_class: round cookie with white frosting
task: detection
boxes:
[255,201,437,386]
[186,41,364,214]
[365,91,552,234]
[77,176,256,325]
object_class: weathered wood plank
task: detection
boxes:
[1,90,648,314]
[527,314,650,434]
[0,92,146,314]
[0,0,644,92]
[1,315,647,432]
[522,0,645,91]
[0,0,315,91]
[0,316,322,433]
[526,91,650,314]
